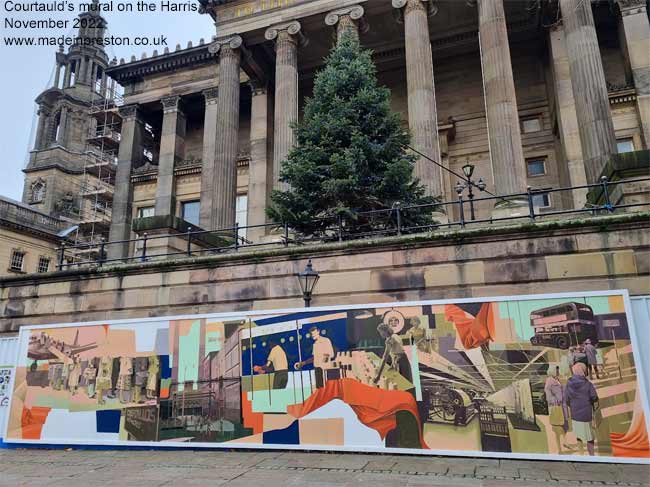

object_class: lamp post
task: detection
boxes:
[296,258,320,308]
[455,162,487,221]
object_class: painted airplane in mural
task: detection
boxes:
[27,330,98,369]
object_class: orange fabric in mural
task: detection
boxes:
[21,406,51,440]
[288,378,428,448]
[610,397,650,458]
[444,303,495,349]
[241,392,263,435]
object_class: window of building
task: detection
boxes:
[531,189,552,209]
[526,158,546,177]
[31,180,46,203]
[181,200,200,227]
[137,206,155,219]
[10,250,25,273]
[521,117,542,133]
[236,195,248,238]
[617,138,635,154]
[37,256,50,273]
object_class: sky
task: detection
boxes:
[0,2,216,201]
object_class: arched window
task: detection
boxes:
[31,180,46,203]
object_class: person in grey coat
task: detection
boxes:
[583,339,600,380]
[565,362,599,456]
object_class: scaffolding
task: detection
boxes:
[70,78,123,261]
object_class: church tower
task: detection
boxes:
[22,1,118,225]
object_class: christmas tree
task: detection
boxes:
[267,33,435,237]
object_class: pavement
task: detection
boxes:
[0,448,648,486]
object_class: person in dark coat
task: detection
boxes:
[565,362,599,456]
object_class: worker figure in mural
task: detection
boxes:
[254,339,289,389]
[146,355,159,399]
[565,362,600,456]
[95,356,113,405]
[294,326,335,388]
[545,365,570,453]
[133,357,149,403]
[374,322,412,385]
[117,356,134,403]
[583,339,600,380]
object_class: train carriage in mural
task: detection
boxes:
[3,291,650,463]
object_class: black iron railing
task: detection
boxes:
[56,176,650,270]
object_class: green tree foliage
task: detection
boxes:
[267,34,436,237]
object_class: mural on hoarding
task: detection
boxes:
[4,293,650,461]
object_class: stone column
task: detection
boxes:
[53,63,62,89]
[35,106,50,150]
[247,83,272,242]
[477,0,527,202]
[155,95,186,217]
[392,0,443,198]
[63,63,72,88]
[56,106,68,146]
[325,5,367,43]
[108,105,144,261]
[78,57,87,84]
[91,62,97,90]
[265,21,304,191]
[100,71,107,98]
[618,0,650,148]
[549,21,588,207]
[199,87,219,229]
[560,0,617,183]
[205,36,243,230]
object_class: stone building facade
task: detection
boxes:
[96,0,650,262]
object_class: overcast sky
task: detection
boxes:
[0,3,216,200]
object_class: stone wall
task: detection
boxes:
[1,213,648,331]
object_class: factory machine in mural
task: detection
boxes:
[4,292,650,461]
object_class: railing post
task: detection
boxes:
[458,195,466,228]
[283,222,289,247]
[601,176,613,212]
[186,226,193,257]
[57,243,66,271]
[337,214,343,242]
[527,186,536,221]
[141,232,148,263]
[234,222,240,251]
[395,204,402,237]
[98,237,106,267]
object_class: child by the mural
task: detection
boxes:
[545,365,570,453]
[565,362,600,456]
[253,340,288,389]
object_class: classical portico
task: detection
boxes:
[100,0,648,261]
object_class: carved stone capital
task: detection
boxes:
[202,87,219,105]
[325,5,368,36]
[617,0,646,15]
[392,0,438,23]
[161,95,181,113]
[208,35,244,55]
[118,104,140,121]
[265,20,308,48]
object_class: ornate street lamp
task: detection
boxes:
[455,162,487,221]
[297,258,320,308]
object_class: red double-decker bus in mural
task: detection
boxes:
[529,302,598,349]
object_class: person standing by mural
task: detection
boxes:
[565,362,599,456]
[254,340,289,389]
[545,365,569,453]
[583,339,600,380]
